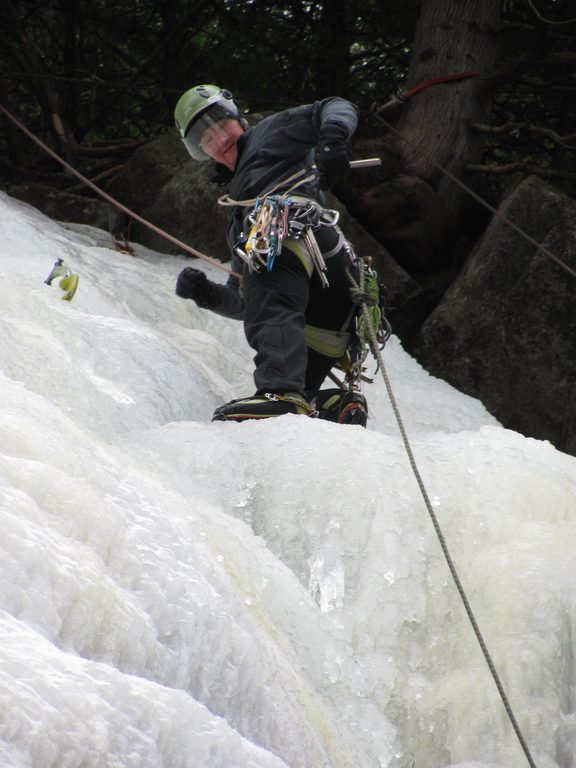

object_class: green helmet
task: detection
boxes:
[174,84,239,161]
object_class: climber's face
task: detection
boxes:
[199,119,244,170]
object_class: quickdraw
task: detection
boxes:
[235,194,340,288]
[242,196,289,272]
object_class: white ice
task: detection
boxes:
[1,190,575,768]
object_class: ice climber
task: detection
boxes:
[173,83,377,426]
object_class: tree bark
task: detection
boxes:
[393,0,501,226]
[341,0,503,273]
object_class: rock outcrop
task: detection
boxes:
[411,176,576,456]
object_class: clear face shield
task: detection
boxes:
[182,104,238,161]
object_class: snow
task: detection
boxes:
[1,190,575,768]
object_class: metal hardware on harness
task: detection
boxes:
[303,228,329,288]
[244,197,281,272]
[238,195,339,285]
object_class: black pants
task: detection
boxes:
[242,225,358,396]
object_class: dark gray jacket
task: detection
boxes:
[212,97,358,319]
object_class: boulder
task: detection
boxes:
[95,131,230,262]
[130,155,230,262]
[328,197,425,336]
[104,132,188,215]
[411,175,576,456]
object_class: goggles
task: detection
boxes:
[182,103,238,161]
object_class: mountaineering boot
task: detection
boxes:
[212,392,315,422]
[314,388,368,427]
[338,391,369,426]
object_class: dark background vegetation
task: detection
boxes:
[1,0,574,209]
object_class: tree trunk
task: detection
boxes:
[394,0,501,230]
[342,0,501,274]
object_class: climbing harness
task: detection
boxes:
[219,163,392,393]
[44,258,79,301]
[219,159,380,287]
[350,257,391,357]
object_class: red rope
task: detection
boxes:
[405,71,481,98]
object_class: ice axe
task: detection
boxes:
[44,258,79,301]
[349,158,382,169]
[311,157,382,173]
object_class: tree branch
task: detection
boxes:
[467,161,576,182]
[64,138,150,158]
[471,121,576,148]
[526,0,576,27]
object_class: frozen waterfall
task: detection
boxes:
[1,191,575,768]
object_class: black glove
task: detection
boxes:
[175,267,220,309]
[314,127,350,190]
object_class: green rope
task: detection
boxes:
[355,268,382,351]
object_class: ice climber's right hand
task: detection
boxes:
[175,267,219,309]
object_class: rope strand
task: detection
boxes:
[372,109,576,281]
[0,104,241,279]
[349,264,539,768]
